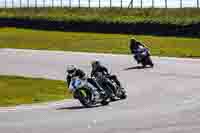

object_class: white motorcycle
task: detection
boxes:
[68,76,109,107]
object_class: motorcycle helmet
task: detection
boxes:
[91,60,100,69]
[130,37,136,44]
[66,65,76,75]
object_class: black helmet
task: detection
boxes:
[130,38,140,49]
[130,37,137,45]
[91,60,100,69]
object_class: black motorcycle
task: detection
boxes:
[94,72,127,101]
[108,76,127,100]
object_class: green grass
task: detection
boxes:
[0,8,200,26]
[0,27,200,57]
[0,75,71,106]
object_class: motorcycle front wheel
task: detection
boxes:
[116,88,127,99]
[119,92,127,99]
[75,88,92,108]
[141,56,154,67]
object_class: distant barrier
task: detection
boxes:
[0,17,199,37]
[0,0,199,8]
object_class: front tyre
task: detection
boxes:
[118,88,127,99]
[76,88,92,108]
[119,93,127,99]
[142,56,153,68]
[149,58,154,67]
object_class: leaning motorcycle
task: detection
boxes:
[108,76,127,100]
[94,72,127,101]
[68,76,109,108]
[134,48,154,67]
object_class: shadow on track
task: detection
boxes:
[56,99,123,110]
[124,66,144,70]
[124,65,154,71]
[110,98,124,103]
[56,104,102,110]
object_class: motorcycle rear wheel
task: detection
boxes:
[101,100,109,106]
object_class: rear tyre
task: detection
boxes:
[101,100,109,106]
[110,96,117,101]
[141,61,146,68]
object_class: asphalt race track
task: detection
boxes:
[0,48,200,133]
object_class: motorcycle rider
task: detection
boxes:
[91,60,122,89]
[66,65,85,87]
[129,38,148,63]
[66,65,105,99]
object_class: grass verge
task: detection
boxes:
[0,75,70,107]
[0,27,200,57]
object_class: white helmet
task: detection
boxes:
[66,65,76,74]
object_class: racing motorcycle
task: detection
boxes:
[94,72,127,101]
[68,76,109,107]
[134,47,154,67]
[108,75,127,100]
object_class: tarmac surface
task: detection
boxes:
[0,48,200,133]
